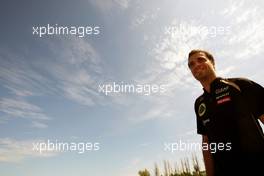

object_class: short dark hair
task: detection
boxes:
[188,49,215,65]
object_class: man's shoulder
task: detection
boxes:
[218,77,264,95]
[194,93,206,107]
[224,77,256,89]
[225,77,253,84]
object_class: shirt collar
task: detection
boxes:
[203,77,223,94]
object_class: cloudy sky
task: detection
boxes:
[1,0,264,175]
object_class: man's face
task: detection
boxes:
[188,52,215,81]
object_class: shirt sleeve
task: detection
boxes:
[195,100,207,135]
[236,78,264,119]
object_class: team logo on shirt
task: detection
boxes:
[198,103,206,117]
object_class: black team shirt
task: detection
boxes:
[194,77,264,175]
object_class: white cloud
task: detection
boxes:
[115,0,130,9]
[0,50,56,97]
[130,7,160,29]
[49,36,101,67]
[0,138,58,163]
[31,121,48,129]
[0,49,52,127]
[127,21,204,121]
[124,0,264,123]
[4,85,34,97]
[142,20,208,91]
[0,98,49,121]
[0,35,112,111]
[111,19,207,122]
[88,0,130,12]
[44,37,107,106]
[220,0,264,59]
[220,0,245,17]
[217,66,236,77]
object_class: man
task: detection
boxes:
[188,49,264,176]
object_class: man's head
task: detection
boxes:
[188,49,216,81]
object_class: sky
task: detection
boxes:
[1,0,264,175]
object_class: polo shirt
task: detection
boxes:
[194,77,264,174]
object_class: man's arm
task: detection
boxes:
[202,135,214,176]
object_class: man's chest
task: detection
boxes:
[197,83,241,137]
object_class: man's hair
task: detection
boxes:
[188,49,215,65]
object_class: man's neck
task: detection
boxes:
[200,75,217,93]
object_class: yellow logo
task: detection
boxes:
[198,103,206,117]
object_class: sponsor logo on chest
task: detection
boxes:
[217,96,231,104]
[215,86,231,104]
[215,86,229,94]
